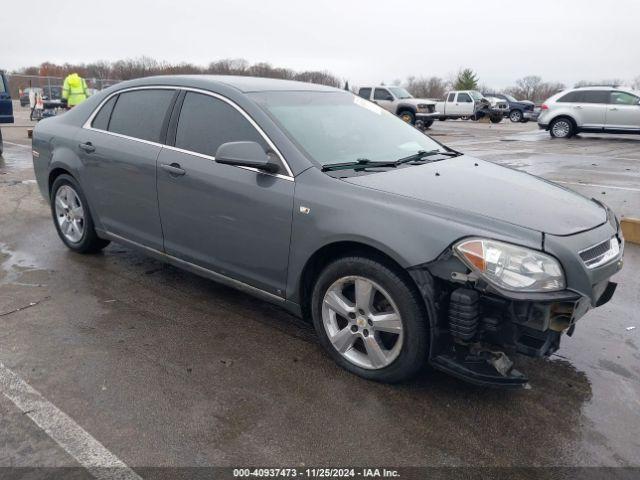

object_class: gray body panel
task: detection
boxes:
[31,74,619,321]
[156,148,294,296]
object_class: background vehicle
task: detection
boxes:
[435,90,506,123]
[32,76,623,387]
[0,72,15,155]
[483,92,538,123]
[538,86,640,138]
[357,85,438,129]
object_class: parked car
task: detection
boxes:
[357,86,438,129]
[0,72,15,155]
[32,76,624,387]
[538,86,640,138]
[435,90,506,123]
[483,92,539,123]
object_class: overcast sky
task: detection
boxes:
[4,0,639,89]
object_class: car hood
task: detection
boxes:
[342,156,607,236]
[402,98,436,106]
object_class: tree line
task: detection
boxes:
[8,58,640,104]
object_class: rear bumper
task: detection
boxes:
[524,109,540,121]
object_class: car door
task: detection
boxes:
[78,88,177,250]
[156,90,294,297]
[454,92,474,116]
[373,88,395,112]
[574,90,608,129]
[606,91,640,130]
[0,73,14,124]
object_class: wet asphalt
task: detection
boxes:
[0,111,639,476]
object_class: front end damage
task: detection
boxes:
[409,230,623,389]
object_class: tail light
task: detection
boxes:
[541,104,548,110]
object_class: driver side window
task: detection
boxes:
[373,88,392,101]
[610,91,639,105]
[457,93,472,103]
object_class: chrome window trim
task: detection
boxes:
[82,85,295,180]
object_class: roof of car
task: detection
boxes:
[119,75,341,93]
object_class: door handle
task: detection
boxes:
[610,107,618,111]
[160,163,186,176]
[574,105,583,109]
[79,142,95,153]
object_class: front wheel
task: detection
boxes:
[422,119,434,129]
[549,117,574,138]
[489,114,503,124]
[509,110,523,123]
[50,174,110,253]
[398,110,415,125]
[311,256,428,383]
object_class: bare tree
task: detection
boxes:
[631,76,640,90]
[504,75,565,103]
[405,76,448,99]
[574,79,623,87]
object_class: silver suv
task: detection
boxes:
[538,86,640,138]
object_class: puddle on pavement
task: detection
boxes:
[0,145,33,171]
[0,243,50,287]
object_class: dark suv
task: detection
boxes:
[0,72,15,155]
[483,92,538,123]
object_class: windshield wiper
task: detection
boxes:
[394,150,459,165]
[321,158,399,171]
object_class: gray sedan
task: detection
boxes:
[32,76,624,387]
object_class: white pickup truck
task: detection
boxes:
[435,90,508,123]
[357,86,439,129]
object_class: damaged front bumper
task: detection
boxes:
[409,221,624,389]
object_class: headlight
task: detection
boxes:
[454,238,565,292]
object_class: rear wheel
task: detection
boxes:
[398,110,415,125]
[51,174,110,253]
[549,117,574,138]
[311,256,428,383]
[509,109,523,123]
[490,114,503,123]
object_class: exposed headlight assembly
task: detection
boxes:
[454,238,565,292]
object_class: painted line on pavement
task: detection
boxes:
[0,361,142,480]
[551,180,640,193]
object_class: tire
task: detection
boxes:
[509,110,523,123]
[311,256,428,383]
[489,114,503,124]
[50,174,110,253]
[549,117,575,138]
[422,119,434,129]
[398,110,415,125]
[439,117,447,121]
[0,128,3,156]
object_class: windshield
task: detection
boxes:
[250,91,446,167]
[504,94,517,102]
[388,87,413,99]
[468,91,484,101]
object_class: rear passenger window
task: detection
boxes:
[580,90,609,104]
[91,96,117,130]
[557,91,580,102]
[108,89,175,142]
[175,92,267,157]
[358,88,371,99]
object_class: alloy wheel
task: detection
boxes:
[54,185,85,243]
[552,119,571,138]
[510,110,522,122]
[321,276,403,370]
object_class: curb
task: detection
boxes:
[621,218,640,245]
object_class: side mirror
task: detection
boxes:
[386,96,394,101]
[215,141,279,174]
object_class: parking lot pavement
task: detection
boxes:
[1,120,639,476]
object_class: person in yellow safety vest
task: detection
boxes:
[62,73,89,108]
